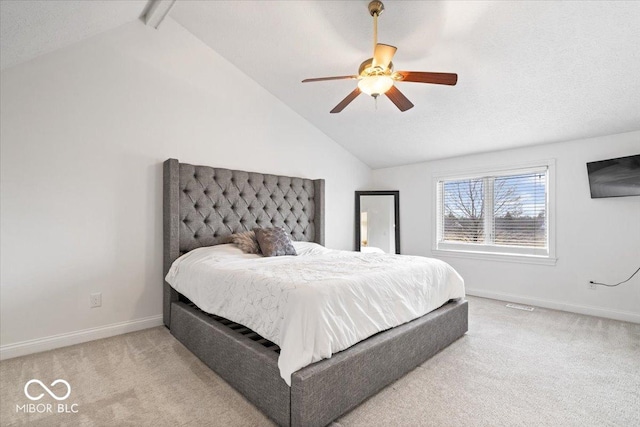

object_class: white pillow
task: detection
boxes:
[361,246,385,254]
[166,244,261,284]
[180,244,260,260]
[292,241,332,256]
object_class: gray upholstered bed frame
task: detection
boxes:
[163,158,468,427]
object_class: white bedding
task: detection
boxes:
[165,242,465,386]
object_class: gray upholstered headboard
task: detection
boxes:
[162,158,325,327]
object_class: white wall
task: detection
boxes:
[0,19,371,356]
[371,132,640,323]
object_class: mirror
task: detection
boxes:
[355,191,400,254]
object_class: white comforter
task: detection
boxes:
[165,242,465,386]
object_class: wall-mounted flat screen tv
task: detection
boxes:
[587,154,640,198]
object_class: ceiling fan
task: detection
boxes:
[302,0,457,113]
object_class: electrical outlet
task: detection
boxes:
[588,283,597,290]
[90,293,102,308]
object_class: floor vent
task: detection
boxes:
[506,303,535,312]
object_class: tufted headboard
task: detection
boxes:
[162,158,325,327]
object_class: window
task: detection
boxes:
[434,161,556,264]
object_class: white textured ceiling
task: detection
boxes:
[2,1,639,168]
[171,0,640,168]
[0,0,148,70]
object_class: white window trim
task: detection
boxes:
[432,159,557,265]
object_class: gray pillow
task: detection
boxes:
[229,230,261,254]
[254,227,297,257]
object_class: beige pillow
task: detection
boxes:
[229,230,261,254]
[254,227,297,257]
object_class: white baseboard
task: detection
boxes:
[2,291,636,360]
[466,288,640,324]
[0,315,164,360]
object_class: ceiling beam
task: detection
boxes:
[143,0,176,29]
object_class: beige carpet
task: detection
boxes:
[1,296,638,426]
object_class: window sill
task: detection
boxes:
[431,249,558,265]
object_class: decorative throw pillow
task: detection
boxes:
[229,230,261,254]
[254,227,297,257]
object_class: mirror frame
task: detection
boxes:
[355,190,400,254]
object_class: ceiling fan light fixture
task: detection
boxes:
[358,75,394,97]
[301,0,457,113]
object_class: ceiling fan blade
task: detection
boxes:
[396,71,458,85]
[372,44,397,69]
[302,75,358,83]
[385,85,414,112]
[330,87,362,113]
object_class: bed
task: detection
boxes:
[163,158,468,427]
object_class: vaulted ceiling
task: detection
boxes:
[0,0,149,70]
[3,1,640,169]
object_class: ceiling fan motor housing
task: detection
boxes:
[359,58,393,77]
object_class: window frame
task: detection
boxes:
[432,159,557,265]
